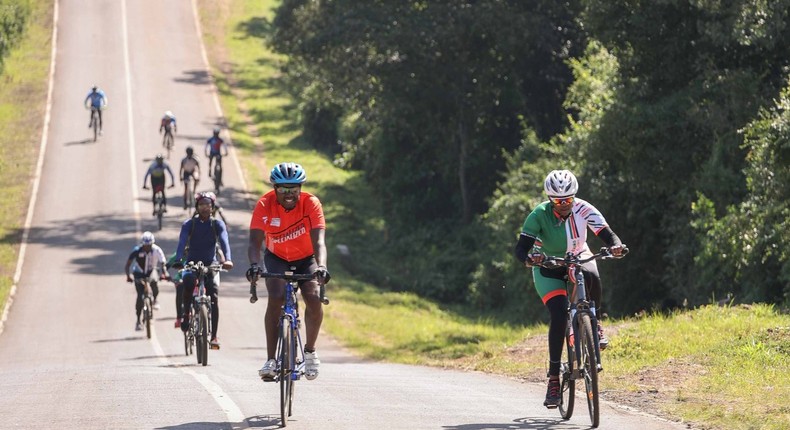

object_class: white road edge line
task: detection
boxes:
[121,1,248,426]
[1,0,60,336]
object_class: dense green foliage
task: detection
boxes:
[266,0,790,320]
[0,0,30,74]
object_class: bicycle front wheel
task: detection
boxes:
[579,313,600,428]
[198,304,209,366]
[558,318,575,420]
[280,317,294,426]
[143,296,153,339]
[213,164,222,194]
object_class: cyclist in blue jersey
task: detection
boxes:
[205,128,227,180]
[514,170,625,408]
[142,154,176,216]
[174,192,234,349]
[84,85,108,134]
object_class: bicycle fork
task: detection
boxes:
[276,313,305,382]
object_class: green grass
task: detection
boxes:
[0,0,52,311]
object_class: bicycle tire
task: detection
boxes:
[579,313,600,428]
[193,305,203,364]
[184,329,191,356]
[164,132,173,159]
[280,317,294,425]
[92,111,98,141]
[143,296,152,339]
[213,164,222,195]
[199,304,209,366]
[558,318,576,419]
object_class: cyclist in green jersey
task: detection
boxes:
[514,170,625,408]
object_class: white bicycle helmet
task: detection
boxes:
[141,231,155,245]
[165,110,173,118]
[543,170,578,198]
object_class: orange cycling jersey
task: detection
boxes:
[249,190,325,262]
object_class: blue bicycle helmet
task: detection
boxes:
[270,162,307,185]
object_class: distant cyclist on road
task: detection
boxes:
[160,110,177,140]
[514,170,625,408]
[175,192,234,349]
[124,231,169,331]
[246,162,330,381]
[142,154,176,216]
[205,127,227,181]
[179,146,201,209]
[84,85,108,134]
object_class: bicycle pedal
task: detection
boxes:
[260,375,276,382]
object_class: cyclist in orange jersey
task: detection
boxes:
[246,162,329,381]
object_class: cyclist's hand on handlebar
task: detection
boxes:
[245,263,260,282]
[142,185,149,190]
[126,275,133,283]
[609,244,627,258]
[526,252,545,266]
[314,266,331,284]
[221,261,234,270]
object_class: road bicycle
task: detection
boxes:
[249,269,329,427]
[162,126,175,159]
[182,261,224,366]
[532,246,627,428]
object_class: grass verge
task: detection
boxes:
[0,0,53,314]
[201,2,790,429]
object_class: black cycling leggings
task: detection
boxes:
[544,268,603,376]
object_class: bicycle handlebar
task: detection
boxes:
[181,261,227,273]
[249,268,330,305]
[532,246,629,269]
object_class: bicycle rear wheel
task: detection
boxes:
[280,317,294,426]
[198,304,209,366]
[558,318,575,419]
[578,313,600,428]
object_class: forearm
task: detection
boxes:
[514,233,537,264]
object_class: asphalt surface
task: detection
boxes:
[0,1,689,429]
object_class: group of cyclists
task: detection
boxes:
[124,159,331,380]
[102,81,628,406]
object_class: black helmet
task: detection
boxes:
[91,85,98,92]
[186,146,194,155]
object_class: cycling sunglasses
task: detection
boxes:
[550,196,574,206]
[275,185,301,194]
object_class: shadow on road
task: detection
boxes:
[155,415,280,430]
[443,416,584,429]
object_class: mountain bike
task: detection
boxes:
[88,107,101,141]
[533,246,628,428]
[141,277,155,339]
[182,261,224,366]
[153,186,166,231]
[162,126,175,159]
[211,155,223,195]
[183,174,198,210]
[249,269,329,427]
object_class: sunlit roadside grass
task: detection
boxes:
[0,0,52,311]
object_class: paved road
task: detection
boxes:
[0,1,687,429]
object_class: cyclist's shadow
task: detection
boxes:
[443,417,583,430]
[155,416,279,429]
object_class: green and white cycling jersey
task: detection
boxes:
[520,198,608,258]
